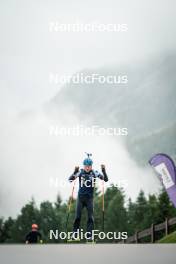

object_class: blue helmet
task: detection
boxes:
[83,158,93,166]
[83,153,93,166]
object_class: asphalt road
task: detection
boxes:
[0,244,175,264]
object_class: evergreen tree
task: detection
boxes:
[157,188,176,222]
[106,187,127,233]
[131,190,148,231]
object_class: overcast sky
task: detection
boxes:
[0,0,176,112]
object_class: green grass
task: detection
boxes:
[158,231,176,243]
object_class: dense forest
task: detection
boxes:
[1,185,176,243]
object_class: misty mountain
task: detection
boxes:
[45,54,176,164]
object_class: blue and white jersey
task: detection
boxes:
[69,169,108,197]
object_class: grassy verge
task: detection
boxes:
[158,231,176,243]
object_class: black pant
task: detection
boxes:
[73,195,94,238]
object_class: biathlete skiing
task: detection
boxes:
[25,224,43,244]
[68,153,108,242]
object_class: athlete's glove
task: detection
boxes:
[101,164,106,172]
[74,166,79,174]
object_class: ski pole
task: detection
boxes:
[65,179,76,233]
[102,180,105,232]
